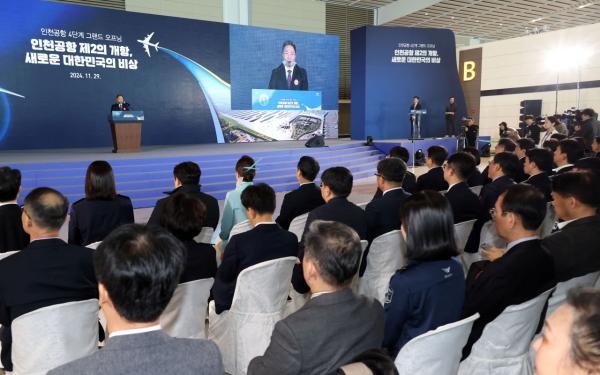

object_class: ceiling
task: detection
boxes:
[321,0,600,42]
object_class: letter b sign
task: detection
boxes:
[463,61,476,81]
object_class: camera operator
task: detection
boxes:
[464,116,479,148]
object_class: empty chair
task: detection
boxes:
[194,226,214,244]
[454,219,476,254]
[0,250,18,261]
[459,289,554,375]
[358,230,406,304]
[537,202,556,238]
[208,256,298,375]
[229,219,253,240]
[546,271,600,318]
[470,185,483,195]
[11,299,99,375]
[85,241,101,250]
[395,314,479,375]
[288,213,308,241]
[160,278,214,339]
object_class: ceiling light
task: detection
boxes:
[578,3,593,9]
[499,23,503,26]
[451,16,455,19]
[425,12,429,15]
[531,17,543,22]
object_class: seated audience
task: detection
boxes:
[416,145,449,191]
[212,183,297,313]
[443,152,481,223]
[592,136,600,157]
[524,115,541,144]
[480,138,517,185]
[542,138,560,153]
[463,147,485,187]
[553,139,584,174]
[551,133,568,141]
[276,156,325,230]
[0,188,97,371]
[218,155,256,243]
[372,146,417,198]
[538,116,559,147]
[293,167,366,293]
[498,121,520,142]
[573,157,600,177]
[69,161,134,246]
[148,161,219,230]
[48,224,223,375]
[383,191,464,357]
[515,138,536,182]
[159,193,217,283]
[248,221,384,375]
[554,117,569,135]
[523,148,553,201]
[542,171,600,282]
[334,349,398,375]
[533,287,600,375]
[0,167,29,252]
[462,184,555,357]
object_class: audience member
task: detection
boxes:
[538,116,559,147]
[480,138,517,185]
[462,184,555,357]
[542,171,600,282]
[443,152,481,223]
[550,133,567,141]
[523,148,553,201]
[553,139,584,174]
[218,155,255,243]
[383,191,464,357]
[514,138,535,182]
[542,138,559,153]
[574,157,600,177]
[212,183,297,313]
[416,145,449,191]
[334,349,398,375]
[0,167,29,252]
[498,121,520,142]
[48,224,223,375]
[533,287,600,375]
[69,161,134,246]
[0,188,97,371]
[554,117,569,135]
[463,147,485,187]
[579,108,598,148]
[524,115,541,144]
[276,156,325,230]
[592,136,600,157]
[248,221,384,375]
[148,161,219,230]
[372,146,417,198]
[159,193,217,283]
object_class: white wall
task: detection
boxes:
[249,0,325,33]
[459,22,600,140]
[126,0,223,22]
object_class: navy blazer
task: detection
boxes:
[179,240,217,284]
[467,169,485,187]
[0,204,29,252]
[268,64,308,91]
[417,167,448,192]
[110,102,130,111]
[524,173,552,201]
[148,184,220,230]
[366,188,410,242]
[372,171,417,199]
[276,183,325,230]
[445,182,480,224]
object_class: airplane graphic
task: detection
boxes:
[137,32,160,57]
[0,87,25,99]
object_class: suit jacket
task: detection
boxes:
[147,184,220,230]
[524,173,552,201]
[462,239,555,357]
[580,119,596,149]
[48,330,223,375]
[0,204,29,252]
[553,165,574,175]
[515,157,529,183]
[542,215,600,282]
[268,64,308,91]
[365,188,410,243]
[179,240,217,284]
[445,182,480,223]
[417,167,448,192]
[110,103,130,111]
[467,169,485,187]
[248,289,384,375]
[68,195,134,246]
[276,183,325,230]
[212,224,298,313]
[526,124,541,144]
[372,171,417,199]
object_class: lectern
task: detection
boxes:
[409,109,427,139]
[110,111,144,153]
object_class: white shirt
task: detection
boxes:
[553,164,573,173]
[299,182,314,187]
[30,236,62,243]
[539,130,557,146]
[109,324,161,338]
[505,236,538,253]
[254,221,276,227]
[446,182,461,192]
[382,187,404,196]
[556,218,578,230]
[311,290,336,299]
[0,200,18,207]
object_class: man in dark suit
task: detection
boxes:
[417,145,449,191]
[524,115,541,144]
[443,152,481,223]
[268,41,308,91]
[0,188,97,371]
[292,167,366,293]
[445,96,458,136]
[110,94,130,111]
[523,148,553,201]
[542,171,600,282]
[480,138,517,186]
[148,161,219,230]
[462,185,555,357]
[579,108,598,150]
[465,117,479,149]
[553,139,584,174]
[515,138,536,183]
[463,147,486,187]
[0,167,29,252]
[248,221,384,375]
[212,183,298,314]
[49,224,223,375]
[276,156,325,230]
[372,146,417,198]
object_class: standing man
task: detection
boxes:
[409,96,423,138]
[268,41,308,91]
[465,117,479,148]
[445,96,458,136]
[110,94,129,111]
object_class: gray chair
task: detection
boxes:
[161,278,214,339]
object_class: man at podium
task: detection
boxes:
[268,41,308,91]
[110,94,130,111]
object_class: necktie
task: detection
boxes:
[287,70,292,89]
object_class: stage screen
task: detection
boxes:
[0,0,338,150]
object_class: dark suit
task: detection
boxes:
[417,167,448,192]
[0,204,29,252]
[68,195,134,246]
[276,183,325,230]
[467,169,485,187]
[268,64,308,91]
[0,239,97,370]
[553,165,574,175]
[526,124,541,144]
[248,289,384,375]
[542,215,600,282]
[212,224,298,313]
[180,240,217,284]
[524,173,552,201]
[110,102,130,111]
[515,157,529,183]
[462,239,555,357]
[445,182,480,223]
[466,125,479,148]
[580,119,596,150]
[366,188,410,242]
[148,184,220,230]
[372,171,417,199]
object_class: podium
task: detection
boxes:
[409,109,427,139]
[110,111,144,153]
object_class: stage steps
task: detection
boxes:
[10,142,385,209]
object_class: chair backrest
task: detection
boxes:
[547,272,600,318]
[454,219,476,254]
[470,185,483,195]
[194,226,214,244]
[395,314,480,375]
[0,250,19,261]
[288,213,308,242]
[86,241,101,250]
[537,202,556,238]
[357,201,368,210]
[12,299,99,375]
[358,230,406,304]
[229,220,253,240]
[161,278,214,339]
[231,256,298,314]
[478,220,506,250]
[351,240,369,293]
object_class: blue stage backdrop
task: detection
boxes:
[351,26,467,140]
[0,0,338,150]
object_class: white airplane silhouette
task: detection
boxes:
[0,87,25,99]
[137,32,160,57]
